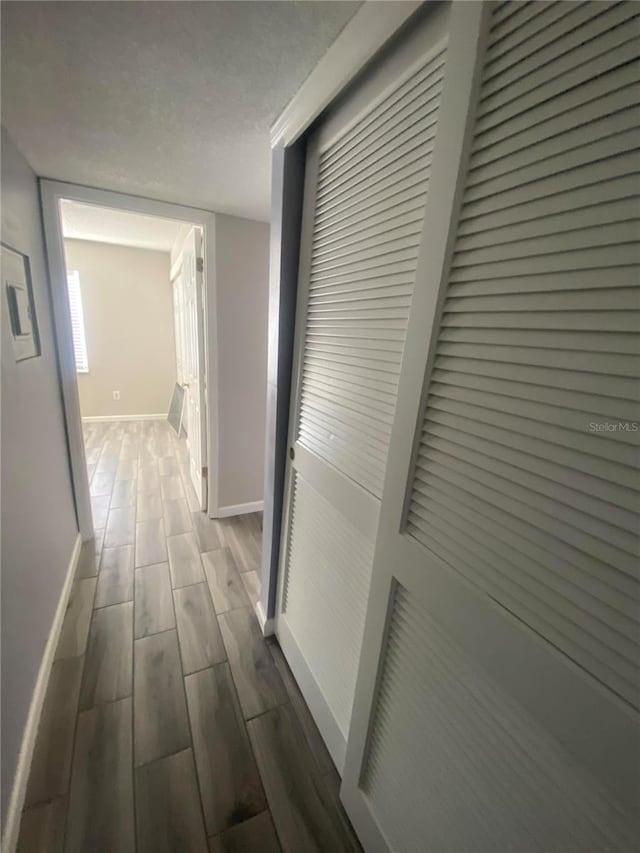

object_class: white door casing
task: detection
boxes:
[341,2,640,851]
[180,226,207,509]
[275,2,452,772]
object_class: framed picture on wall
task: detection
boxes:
[1,242,41,361]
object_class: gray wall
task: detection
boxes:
[64,239,175,418]
[1,129,78,828]
[215,214,269,511]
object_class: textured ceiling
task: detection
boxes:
[1,1,361,221]
[61,200,187,252]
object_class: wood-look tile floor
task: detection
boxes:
[17,419,361,853]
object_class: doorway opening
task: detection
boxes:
[58,200,207,534]
[40,180,221,541]
[41,179,265,632]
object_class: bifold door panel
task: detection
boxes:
[277,2,451,772]
[338,2,640,851]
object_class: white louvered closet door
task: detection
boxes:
[342,2,640,851]
[275,4,451,770]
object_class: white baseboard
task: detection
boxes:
[256,600,275,637]
[81,414,166,423]
[216,500,264,519]
[1,533,82,853]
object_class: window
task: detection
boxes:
[66,270,89,373]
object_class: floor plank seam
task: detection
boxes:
[243,698,291,724]
[166,541,211,851]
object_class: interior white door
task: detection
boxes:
[275,3,451,771]
[179,226,207,509]
[341,2,640,851]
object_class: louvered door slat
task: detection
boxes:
[316,123,437,208]
[458,179,640,239]
[456,198,638,250]
[304,350,402,379]
[466,134,639,206]
[314,189,427,243]
[314,167,433,232]
[475,68,638,158]
[406,0,640,710]
[310,255,420,287]
[439,327,638,357]
[411,472,637,615]
[318,50,446,177]
[484,3,637,98]
[308,285,414,304]
[458,153,639,223]
[484,2,619,79]
[313,208,426,258]
[484,2,579,63]
[432,366,639,420]
[435,356,636,406]
[470,116,639,196]
[312,209,425,258]
[312,221,425,267]
[310,234,423,275]
[479,39,639,136]
[303,357,399,391]
[482,12,639,116]
[415,446,638,564]
[302,383,397,424]
[442,305,637,329]
[427,396,637,468]
[489,0,553,40]
[431,383,639,454]
[417,432,638,569]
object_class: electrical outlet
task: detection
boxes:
[112,390,121,400]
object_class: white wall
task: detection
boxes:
[215,214,269,511]
[1,128,78,829]
[64,239,176,418]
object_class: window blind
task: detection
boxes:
[66,270,89,373]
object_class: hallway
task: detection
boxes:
[17,419,360,852]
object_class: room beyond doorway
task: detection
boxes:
[59,200,208,512]
[41,181,220,540]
